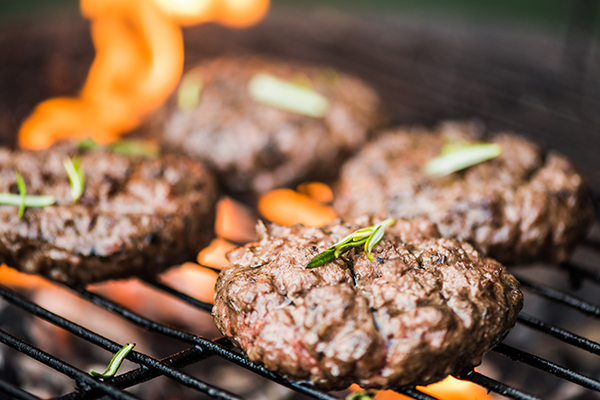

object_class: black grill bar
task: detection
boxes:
[457,370,542,400]
[58,345,212,400]
[517,313,600,355]
[493,343,600,391]
[0,329,140,400]
[0,378,42,400]
[394,387,440,400]
[0,284,244,400]
[142,277,213,312]
[559,261,600,286]
[516,277,600,318]
[65,284,342,400]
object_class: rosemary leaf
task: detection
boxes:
[90,343,135,379]
[346,390,378,400]
[15,171,26,219]
[63,156,84,202]
[107,140,160,157]
[305,218,395,269]
[177,69,204,111]
[248,73,330,118]
[0,194,56,208]
[424,142,502,177]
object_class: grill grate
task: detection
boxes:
[0,221,600,400]
[2,1,600,399]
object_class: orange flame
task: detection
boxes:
[349,375,494,400]
[18,0,269,149]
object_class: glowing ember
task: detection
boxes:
[0,264,50,288]
[258,187,337,227]
[349,375,494,400]
[18,0,270,149]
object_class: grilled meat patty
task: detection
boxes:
[0,142,218,284]
[213,217,523,390]
[334,121,595,265]
[159,55,383,197]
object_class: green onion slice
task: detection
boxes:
[77,138,160,157]
[306,218,395,269]
[424,142,502,177]
[63,156,85,203]
[90,343,135,379]
[177,68,204,111]
[0,171,55,218]
[15,171,26,219]
[248,73,330,118]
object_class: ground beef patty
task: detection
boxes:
[0,141,218,284]
[213,217,523,390]
[159,55,383,197]
[334,121,595,265]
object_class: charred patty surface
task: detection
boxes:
[0,142,218,284]
[159,56,383,197]
[334,122,595,265]
[213,217,523,390]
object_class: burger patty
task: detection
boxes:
[213,217,523,390]
[158,55,383,197]
[334,121,595,265]
[0,141,218,284]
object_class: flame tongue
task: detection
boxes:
[18,0,269,149]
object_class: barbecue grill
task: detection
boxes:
[1,2,600,399]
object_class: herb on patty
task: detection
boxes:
[0,171,56,218]
[424,140,502,177]
[306,218,395,269]
[63,156,85,202]
[248,73,330,118]
[90,343,135,379]
[78,138,160,158]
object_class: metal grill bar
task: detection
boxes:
[559,261,600,286]
[493,343,600,391]
[394,387,439,400]
[517,277,600,318]
[0,284,244,400]
[0,329,140,400]
[65,284,342,400]
[0,378,42,400]
[517,313,600,355]
[457,370,542,400]
[142,277,213,312]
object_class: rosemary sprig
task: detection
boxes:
[90,343,135,379]
[63,156,85,202]
[77,138,160,158]
[346,390,378,400]
[248,73,330,118]
[424,141,502,177]
[0,171,55,219]
[177,68,204,111]
[306,218,395,269]
[15,171,26,219]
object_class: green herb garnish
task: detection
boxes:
[0,171,55,218]
[63,156,85,203]
[77,139,160,158]
[346,390,378,400]
[15,171,26,219]
[90,343,135,379]
[177,69,204,111]
[248,73,330,118]
[424,141,502,177]
[306,218,395,269]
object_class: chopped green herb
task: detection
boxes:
[77,138,160,158]
[346,390,378,400]
[63,156,85,202]
[107,140,160,157]
[0,171,55,218]
[306,218,395,269]
[424,142,502,177]
[90,343,135,379]
[177,68,204,111]
[0,194,55,208]
[15,171,26,219]
[248,73,330,118]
